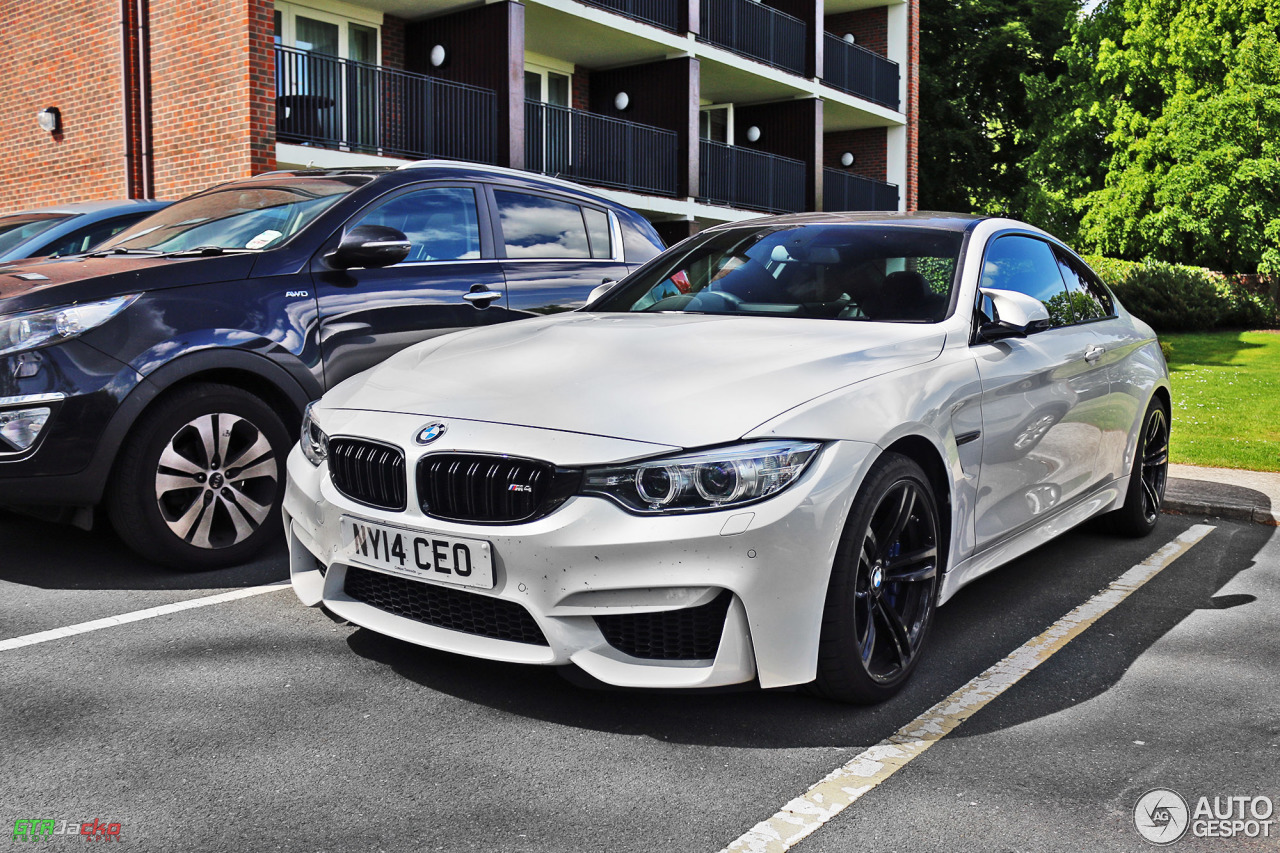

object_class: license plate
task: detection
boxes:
[340,516,494,590]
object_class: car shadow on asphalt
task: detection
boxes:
[342,514,1276,750]
[0,508,288,590]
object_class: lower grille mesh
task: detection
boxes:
[344,567,548,646]
[594,591,733,661]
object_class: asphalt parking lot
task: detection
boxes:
[2,509,1277,852]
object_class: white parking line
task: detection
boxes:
[0,582,290,652]
[722,523,1217,853]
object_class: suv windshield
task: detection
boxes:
[100,176,370,253]
[594,224,964,322]
[0,213,71,255]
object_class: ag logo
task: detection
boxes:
[1135,788,1190,845]
[415,422,447,445]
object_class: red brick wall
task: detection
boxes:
[572,67,590,112]
[148,0,274,200]
[383,14,406,70]
[824,128,887,182]
[824,7,887,57]
[0,0,126,208]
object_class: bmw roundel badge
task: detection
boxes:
[415,422,447,445]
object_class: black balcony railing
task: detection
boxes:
[821,34,900,109]
[699,139,806,213]
[823,168,899,211]
[525,102,680,197]
[577,0,681,32]
[698,0,806,76]
[275,45,497,164]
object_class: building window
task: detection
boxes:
[700,104,733,144]
[275,1,381,64]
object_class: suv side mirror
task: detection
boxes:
[326,225,411,270]
[977,287,1052,341]
[586,281,616,306]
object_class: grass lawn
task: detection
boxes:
[1162,330,1280,472]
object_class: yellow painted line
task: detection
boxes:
[0,583,290,652]
[722,523,1217,853]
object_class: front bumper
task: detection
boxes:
[284,411,876,690]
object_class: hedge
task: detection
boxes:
[1082,256,1279,333]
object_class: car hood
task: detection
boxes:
[0,253,258,313]
[325,312,946,448]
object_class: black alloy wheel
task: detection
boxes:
[811,453,941,704]
[108,382,291,570]
[1110,398,1170,537]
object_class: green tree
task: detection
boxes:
[1025,0,1280,274]
[918,0,1079,214]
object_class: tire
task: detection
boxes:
[107,382,291,570]
[1108,398,1170,538]
[809,453,942,704]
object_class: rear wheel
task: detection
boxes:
[810,453,941,704]
[1109,398,1170,537]
[107,383,290,570]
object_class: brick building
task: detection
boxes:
[2,0,917,238]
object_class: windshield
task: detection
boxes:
[0,213,72,256]
[99,176,369,253]
[593,224,965,322]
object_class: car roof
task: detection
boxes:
[2,199,170,217]
[703,211,986,233]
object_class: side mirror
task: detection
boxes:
[326,225,411,270]
[586,281,616,306]
[977,287,1052,341]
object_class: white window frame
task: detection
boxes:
[275,0,382,64]
[699,103,735,145]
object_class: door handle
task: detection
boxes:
[462,285,501,308]
[1084,345,1105,363]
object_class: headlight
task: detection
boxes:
[581,441,821,514]
[0,294,139,357]
[301,401,329,466]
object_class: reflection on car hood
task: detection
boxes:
[326,312,946,447]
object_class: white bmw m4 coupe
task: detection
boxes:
[285,213,1170,703]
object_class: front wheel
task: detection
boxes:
[1109,398,1170,537]
[107,383,291,570]
[810,453,942,704]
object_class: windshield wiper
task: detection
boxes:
[162,246,252,257]
[85,247,164,258]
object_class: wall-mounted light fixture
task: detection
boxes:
[840,151,855,167]
[429,44,447,67]
[614,92,630,111]
[842,32,856,44]
[745,125,761,143]
[37,107,61,133]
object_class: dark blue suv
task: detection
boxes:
[0,162,663,568]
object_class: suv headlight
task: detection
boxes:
[581,441,821,514]
[301,401,329,466]
[0,294,139,356]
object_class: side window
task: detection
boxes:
[494,190,590,259]
[620,215,664,264]
[36,214,148,258]
[583,207,611,259]
[980,234,1073,328]
[1052,247,1114,322]
[354,186,480,262]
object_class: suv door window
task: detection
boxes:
[1052,247,1114,323]
[979,234,1073,328]
[493,190,591,259]
[354,186,481,262]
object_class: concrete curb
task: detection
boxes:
[1163,465,1280,527]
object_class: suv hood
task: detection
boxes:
[0,253,258,313]
[325,312,946,448]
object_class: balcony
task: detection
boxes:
[821,34,899,110]
[699,138,806,213]
[698,0,806,76]
[275,45,497,164]
[525,102,680,197]
[823,168,899,211]
[576,0,682,32]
